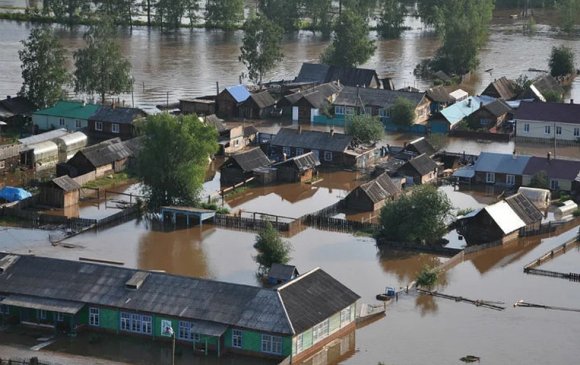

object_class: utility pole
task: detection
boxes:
[553,121,557,159]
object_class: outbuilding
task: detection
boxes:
[397,153,438,185]
[216,85,250,119]
[343,172,401,211]
[273,152,320,183]
[38,175,81,208]
[220,147,271,186]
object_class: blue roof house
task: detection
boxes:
[431,95,495,133]
[216,85,251,119]
[473,152,531,186]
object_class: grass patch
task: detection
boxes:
[354,227,377,238]
[0,215,30,227]
[82,172,132,190]
[223,185,252,199]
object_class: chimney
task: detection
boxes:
[330,128,335,137]
[570,99,574,104]
[547,152,551,162]
[298,126,302,134]
[216,81,220,96]
[480,102,483,109]
[6,95,10,100]
[512,149,517,159]
[467,98,472,107]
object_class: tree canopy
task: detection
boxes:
[377,0,407,39]
[548,45,576,78]
[303,0,333,36]
[205,0,244,30]
[73,21,132,103]
[155,0,199,30]
[390,97,416,126]
[529,171,549,189]
[557,0,579,33]
[253,221,292,275]
[320,10,375,68]
[345,114,384,144]
[239,15,284,84]
[135,113,219,210]
[258,0,302,33]
[379,184,453,244]
[18,26,69,109]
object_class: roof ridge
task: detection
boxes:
[276,290,296,335]
[275,267,320,291]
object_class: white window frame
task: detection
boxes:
[485,172,495,184]
[574,127,579,137]
[312,319,329,344]
[334,105,345,115]
[282,146,291,157]
[523,123,530,133]
[111,123,120,134]
[56,312,64,322]
[89,307,100,327]
[295,147,304,156]
[345,107,355,116]
[506,174,515,186]
[178,321,201,342]
[379,108,390,118]
[95,121,103,131]
[340,306,352,326]
[324,151,333,162]
[295,333,304,354]
[120,312,152,335]
[120,312,130,331]
[544,125,551,134]
[550,179,559,190]
[261,334,282,355]
[555,126,562,135]
[232,329,243,348]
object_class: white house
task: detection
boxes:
[515,100,580,142]
[32,101,100,132]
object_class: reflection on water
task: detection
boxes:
[297,330,356,365]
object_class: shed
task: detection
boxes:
[273,152,320,183]
[481,77,518,100]
[179,97,216,115]
[216,85,251,118]
[220,147,271,186]
[20,140,59,170]
[402,137,436,157]
[268,264,299,285]
[398,153,438,185]
[38,175,81,208]
[54,131,88,162]
[240,91,276,119]
[64,138,133,178]
[343,172,401,211]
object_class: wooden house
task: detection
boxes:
[401,137,437,157]
[179,97,216,115]
[38,175,81,208]
[398,154,438,185]
[88,106,146,141]
[425,85,456,113]
[216,85,251,119]
[270,128,350,166]
[473,152,531,186]
[518,75,564,102]
[220,147,271,186]
[294,62,381,88]
[0,253,359,362]
[466,99,512,130]
[273,152,320,183]
[267,264,299,285]
[522,155,580,191]
[481,77,518,100]
[0,143,21,173]
[280,82,342,123]
[457,193,543,245]
[343,172,401,211]
[62,138,133,178]
[240,91,276,119]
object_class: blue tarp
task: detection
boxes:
[0,186,32,202]
[225,85,250,103]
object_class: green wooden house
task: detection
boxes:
[32,101,100,132]
[0,254,359,362]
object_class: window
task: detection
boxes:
[178,321,201,342]
[75,120,82,128]
[295,148,304,156]
[523,123,530,133]
[485,172,495,184]
[89,307,99,327]
[95,121,103,131]
[234,138,240,146]
[0,304,8,314]
[295,333,304,354]
[112,123,120,134]
[363,106,372,115]
[312,319,329,343]
[57,312,64,322]
[574,128,580,137]
[282,146,291,157]
[506,174,515,186]
[555,126,562,135]
[334,106,345,115]
[59,118,65,126]
[544,125,551,134]
[324,151,333,162]
[340,306,352,326]
[550,179,559,190]
[261,334,282,354]
[345,107,355,116]
[120,312,152,334]
[232,329,243,348]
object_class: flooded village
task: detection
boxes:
[1,1,580,365]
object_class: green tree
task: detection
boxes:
[96,0,135,27]
[259,0,302,33]
[557,0,579,33]
[416,265,438,289]
[18,26,69,109]
[416,0,444,29]
[341,0,378,19]
[155,0,199,29]
[543,90,563,102]
[377,0,407,39]
[239,16,284,84]
[529,171,549,189]
[320,10,375,67]
[548,45,576,77]
[389,97,416,126]
[253,221,293,275]
[379,185,453,244]
[304,0,333,36]
[345,114,384,144]
[73,21,133,104]
[135,113,219,209]
[43,0,90,25]
[205,0,244,30]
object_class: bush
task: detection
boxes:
[253,221,292,275]
[416,266,438,289]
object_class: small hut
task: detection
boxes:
[273,152,320,183]
[38,175,81,208]
[343,172,401,211]
[268,264,299,285]
[220,148,271,186]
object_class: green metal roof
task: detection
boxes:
[33,101,100,120]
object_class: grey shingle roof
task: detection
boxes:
[522,156,580,180]
[273,152,320,171]
[51,175,81,192]
[271,128,352,153]
[247,91,276,109]
[229,148,271,172]
[481,77,518,100]
[294,63,379,88]
[334,86,425,108]
[277,268,360,334]
[483,99,512,117]
[403,137,436,156]
[357,172,401,203]
[504,193,543,225]
[78,138,133,168]
[293,63,330,83]
[89,106,146,125]
[474,152,531,175]
[284,82,342,109]
[401,153,438,176]
[0,96,36,117]
[426,86,454,103]
[268,264,298,281]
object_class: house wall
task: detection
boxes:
[216,93,238,119]
[38,186,80,208]
[516,119,580,142]
[474,171,523,186]
[220,167,247,186]
[295,99,315,124]
[522,175,572,191]
[468,109,503,130]
[344,188,374,211]
[33,115,88,132]
[223,328,292,357]
[180,100,216,115]
[271,145,345,166]
[88,120,134,141]
[459,212,506,245]
[95,163,114,178]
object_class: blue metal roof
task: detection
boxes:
[225,85,250,103]
[474,152,531,175]
[440,95,496,127]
